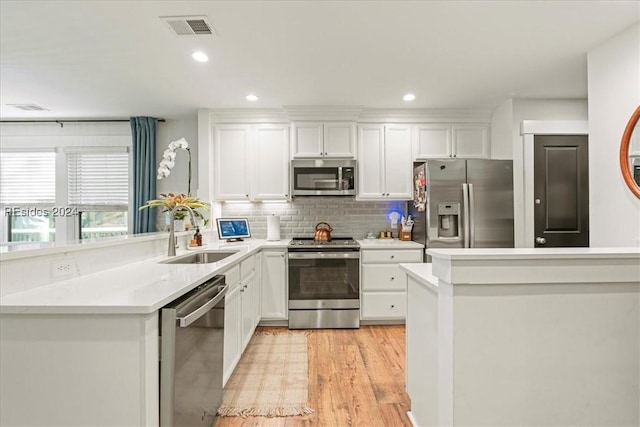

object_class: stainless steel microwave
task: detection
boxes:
[291,159,356,196]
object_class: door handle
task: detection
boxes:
[462,183,470,248]
[536,237,547,245]
[468,183,475,248]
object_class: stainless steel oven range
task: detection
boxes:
[288,237,360,329]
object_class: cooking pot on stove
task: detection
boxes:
[314,222,333,241]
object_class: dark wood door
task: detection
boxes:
[533,135,589,247]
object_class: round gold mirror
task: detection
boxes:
[620,105,640,199]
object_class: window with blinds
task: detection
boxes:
[67,151,129,208]
[66,150,130,239]
[0,151,56,205]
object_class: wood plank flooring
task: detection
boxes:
[216,325,412,427]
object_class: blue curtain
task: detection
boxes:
[130,117,158,233]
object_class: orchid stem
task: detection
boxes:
[187,148,192,196]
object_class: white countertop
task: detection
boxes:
[0,230,183,261]
[0,239,288,315]
[427,247,640,260]
[427,247,640,286]
[399,263,438,292]
[356,238,424,249]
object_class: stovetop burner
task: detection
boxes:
[288,236,359,249]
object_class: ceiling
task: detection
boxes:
[1,0,638,120]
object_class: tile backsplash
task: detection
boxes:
[220,197,408,239]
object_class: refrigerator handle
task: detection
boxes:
[468,183,475,248]
[462,183,470,248]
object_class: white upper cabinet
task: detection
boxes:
[292,122,356,158]
[357,124,413,200]
[413,123,489,159]
[214,124,252,201]
[214,123,290,202]
[253,124,290,201]
[452,124,489,158]
[413,124,452,158]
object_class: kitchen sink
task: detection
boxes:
[162,251,238,264]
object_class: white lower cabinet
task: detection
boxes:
[223,279,241,385]
[222,255,260,385]
[240,270,257,350]
[360,248,422,321]
[260,250,288,320]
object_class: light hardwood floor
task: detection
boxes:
[216,325,412,427]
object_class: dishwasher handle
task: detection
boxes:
[177,284,228,328]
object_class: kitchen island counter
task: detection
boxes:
[403,247,640,427]
[0,239,288,315]
[0,237,290,427]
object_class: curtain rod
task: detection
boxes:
[0,118,166,125]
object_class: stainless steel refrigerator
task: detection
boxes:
[408,159,514,259]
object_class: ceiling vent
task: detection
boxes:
[7,104,48,111]
[160,15,216,36]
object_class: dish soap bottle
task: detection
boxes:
[194,227,203,246]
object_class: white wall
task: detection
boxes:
[490,98,513,159]
[156,116,198,197]
[499,99,588,247]
[588,23,640,247]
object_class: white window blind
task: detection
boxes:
[0,151,56,205]
[67,151,129,206]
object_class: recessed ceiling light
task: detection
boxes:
[246,94,258,102]
[403,93,416,101]
[192,51,209,62]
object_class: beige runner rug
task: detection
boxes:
[217,331,314,418]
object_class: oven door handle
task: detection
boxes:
[288,252,360,259]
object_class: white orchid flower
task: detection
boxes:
[156,137,190,185]
[171,137,188,149]
[163,150,176,161]
[157,166,171,179]
[161,159,175,169]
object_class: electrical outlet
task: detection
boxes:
[52,260,75,278]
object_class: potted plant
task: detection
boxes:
[139,137,210,231]
[139,193,209,231]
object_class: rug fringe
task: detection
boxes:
[217,406,315,418]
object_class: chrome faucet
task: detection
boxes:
[168,205,197,256]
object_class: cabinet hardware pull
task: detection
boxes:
[391,277,395,280]
[391,305,395,308]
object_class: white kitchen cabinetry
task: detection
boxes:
[360,248,422,321]
[357,124,413,200]
[239,255,258,350]
[240,269,257,349]
[292,122,356,158]
[253,124,290,200]
[214,124,252,201]
[223,264,241,384]
[413,123,489,159]
[214,124,289,201]
[223,255,260,385]
[413,123,451,158]
[261,250,288,320]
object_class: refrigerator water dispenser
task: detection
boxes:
[437,202,460,238]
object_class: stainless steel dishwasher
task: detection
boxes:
[160,275,227,427]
